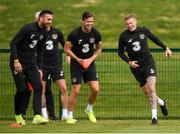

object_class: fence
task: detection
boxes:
[0,48,180,120]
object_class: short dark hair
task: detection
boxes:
[82,11,93,21]
[124,14,136,21]
[39,9,53,17]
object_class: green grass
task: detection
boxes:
[1,120,180,133]
[0,0,180,48]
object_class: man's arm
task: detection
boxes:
[10,26,27,73]
[64,41,82,64]
[89,41,102,62]
[10,26,26,62]
[145,27,172,57]
[118,34,139,68]
[118,34,130,63]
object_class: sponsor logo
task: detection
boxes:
[128,39,132,43]
[78,39,82,44]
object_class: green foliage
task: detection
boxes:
[0,0,180,48]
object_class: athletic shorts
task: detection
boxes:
[130,63,157,87]
[42,67,64,81]
[70,61,98,85]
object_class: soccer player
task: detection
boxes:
[118,14,172,124]
[64,11,102,124]
[21,11,58,122]
[10,9,54,125]
[35,10,58,122]
[40,11,68,121]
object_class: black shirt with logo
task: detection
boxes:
[10,22,47,69]
[42,27,65,68]
[67,27,101,60]
[118,26,167,66]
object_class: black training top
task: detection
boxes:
[42,27,65,68]
[67,26,102,59]
[10,22,47,69]
[118,26,167,65]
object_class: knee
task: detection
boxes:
[71,86,81,97]
[91,87,99,94]
[60,86,68,95]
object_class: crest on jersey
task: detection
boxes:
[90,38,95,43]
[52,34,58,39]
[78,39,82,44]
[39,35,44,40]
[139,34,145,39]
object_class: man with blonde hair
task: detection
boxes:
[118,14,172,125]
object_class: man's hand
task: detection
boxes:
[80,59,92,70]
[14,60,22,73]
[129,61,140,68]
[165,48,172,57]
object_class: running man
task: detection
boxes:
[118,14,172,124]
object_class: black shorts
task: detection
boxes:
[70,61,98,85]
[42,67,65,81]
[131,63,157,87]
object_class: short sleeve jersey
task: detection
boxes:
[42,27,65,68]
[67,27,102,59]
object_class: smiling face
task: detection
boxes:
[124,17,137,32]
[39,14,53,29]
[82,16,94,33]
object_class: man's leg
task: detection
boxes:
[66,84,81,124]
[142,76,158,124]
[12,72,26,125]
[85,81,99,123]
[45,79,57,121]
[21,80,32,119]
[27,68,47,124]
[56,79,68,120]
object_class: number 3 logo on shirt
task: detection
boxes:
[132,41,141,52]
[46,40,54,50]
[82,44,89,53]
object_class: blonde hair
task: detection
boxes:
[34,11,41,22]
[124,14,136,21]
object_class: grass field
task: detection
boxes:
[1,120,180,133]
